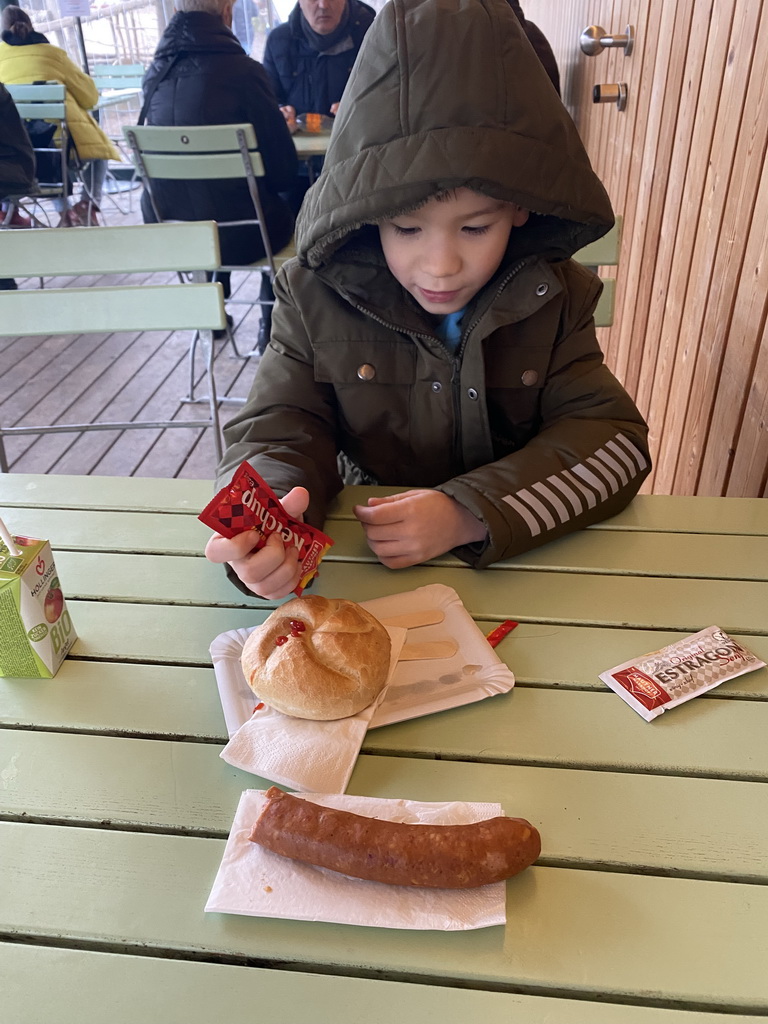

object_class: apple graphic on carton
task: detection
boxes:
[44,584,65,624]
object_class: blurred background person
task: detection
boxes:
[263,0,374,200]
[264,0,375,122]
[0,4,118,225]
[507,0,560,95]
[260,0,374,348]
[140,0,299,351]
[0,79,35,286]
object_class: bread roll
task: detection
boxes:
[241,596,391,720]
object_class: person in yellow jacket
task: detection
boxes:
[0,5,120,225]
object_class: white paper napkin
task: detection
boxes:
[205,789,507,930]
[219,626,406,792]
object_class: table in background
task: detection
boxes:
[1,475,767,1024]
[293,130,331,183]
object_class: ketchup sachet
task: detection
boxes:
[199,461,333,596]
[485,620,518,648]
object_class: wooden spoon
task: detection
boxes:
[380,609,445,629]
[399,640,458,661]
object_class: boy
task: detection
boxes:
[205,0,651,599]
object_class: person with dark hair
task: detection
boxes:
[0,2,44,226]
[141,0,299,346]
[0,79,35,287]
[0,4,119,225]
[507,0,560,95]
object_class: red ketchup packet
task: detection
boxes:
[485,620,518,648]
[199,461,333,596]
[599,626,766,721]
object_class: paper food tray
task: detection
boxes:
[205,789,507,931]
[210,584,515,737]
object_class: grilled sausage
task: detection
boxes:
[249,787,541,888]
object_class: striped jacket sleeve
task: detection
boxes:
[438,281,651,567]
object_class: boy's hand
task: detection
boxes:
[204,486,310,599]
[353,490,486,569]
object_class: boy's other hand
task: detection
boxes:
[353,489,486,569]
[204,486,310,598]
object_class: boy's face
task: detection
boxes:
[378,188,528,315]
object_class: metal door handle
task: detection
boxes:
[593,83,628,112]
[580,25,634,56]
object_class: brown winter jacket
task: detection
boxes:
[219,0,651,570]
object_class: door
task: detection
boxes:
[523,0,768,497]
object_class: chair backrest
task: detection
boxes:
[123,122,276,273]
[124,123,266,181]
[573,216,622,328]
[2,221,222,279]
[5,82,69,196]
[0,221,227,468]
[573,217,622,268]
[0,222,225,335]
[5,81,66,119]
[90,63,146,91]
[90,63,145,120]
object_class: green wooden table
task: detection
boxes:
[1,475,767,1024]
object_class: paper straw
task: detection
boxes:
[0,517,21,557]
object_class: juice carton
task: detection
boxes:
[0,531,77,678]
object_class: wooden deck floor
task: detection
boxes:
[1,190,265,480]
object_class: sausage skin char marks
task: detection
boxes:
[249,787,541,889]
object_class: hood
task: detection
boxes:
[151,11,245,60]
[297,0,613,271]
[1,30,49,45]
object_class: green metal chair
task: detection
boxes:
[123,122,296,389]
[90,64,145,214]
[573,216,622,328]
[0,221,227,473]
[90,63,145,107]
[2,83,71,228]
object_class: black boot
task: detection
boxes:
[257,273,274,354]
[257,312,271,354]
[213,313,234,340]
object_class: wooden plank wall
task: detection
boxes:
[523,0,768,497]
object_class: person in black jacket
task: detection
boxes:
[263,0,375,121]
[140,0,299,346]
[506,0,560,95]
[0,80,35,288]
[263,0,374,212]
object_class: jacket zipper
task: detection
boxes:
[450,258,529,466]
[352,304,434,343]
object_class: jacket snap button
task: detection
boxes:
[431,381,442,392]
[467,387,478,400]
[536,282,549,296]
[521,369,539,387]
[357,363,376,381]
